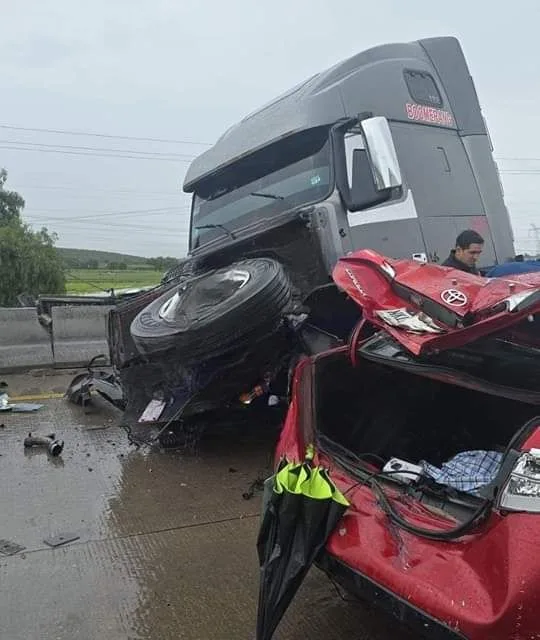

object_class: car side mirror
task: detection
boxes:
[335,116,403,213]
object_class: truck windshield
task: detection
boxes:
[190,126,332,249]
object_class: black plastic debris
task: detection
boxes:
[243,477,265,500]
[65,356,126,412]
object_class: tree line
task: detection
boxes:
[63,257,179,271]
[0,169,180,306]
[0,169,65,306]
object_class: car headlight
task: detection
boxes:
[499,448,540,513]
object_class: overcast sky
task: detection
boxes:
[1,0,539,258]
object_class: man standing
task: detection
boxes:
[442,230,484,275]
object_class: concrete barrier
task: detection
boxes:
[0,308,54,372]
[51,305,112,368]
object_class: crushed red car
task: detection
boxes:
[276,249,540,640]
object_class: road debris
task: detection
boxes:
[7,403,44,413]
[1,383,43,412]
[43,532,80,548]
[0,539,26,556]
[242,477,265,500]
[23,432,64,456]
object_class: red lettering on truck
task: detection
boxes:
[405,103,454,127]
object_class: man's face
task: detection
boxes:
[456,243,483,268]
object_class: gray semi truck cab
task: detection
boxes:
[182,36,514,284]
[95,36,517,435]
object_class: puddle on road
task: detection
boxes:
[0,399,413,640]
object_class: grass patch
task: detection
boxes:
[65,269,163,294]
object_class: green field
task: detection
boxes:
[65,269,163,294]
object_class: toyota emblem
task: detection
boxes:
[441,289,468,307]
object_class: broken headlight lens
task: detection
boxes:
[499,449,540,513]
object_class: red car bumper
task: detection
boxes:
[316,553,467,639]
[318,460,540,640]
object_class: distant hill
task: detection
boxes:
[57,247,150,268]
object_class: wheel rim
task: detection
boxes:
[158,268,251,322]
[159,291,182,321]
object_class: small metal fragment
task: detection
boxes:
[43,533,80,548]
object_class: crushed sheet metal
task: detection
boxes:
[375,308,445,333]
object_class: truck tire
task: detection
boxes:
[130,258,292,359]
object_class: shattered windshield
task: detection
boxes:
[190,127,332,249]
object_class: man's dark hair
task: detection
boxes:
[455,229,484,249]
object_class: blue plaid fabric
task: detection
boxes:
[420,450,503,494]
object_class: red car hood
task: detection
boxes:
[333,249,540,356]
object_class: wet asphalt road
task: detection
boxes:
[0,373,415,640]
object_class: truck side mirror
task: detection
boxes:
[335,116,403,213]
[349,148,381,208]
[361,116,402,191]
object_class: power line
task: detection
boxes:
[23,207,186,222]
[54,224,189,234]
[506,200,540,204]
[25,194,181,203]
[58,234,187,243]
[25,213,189,225]
[0,144,195,162]
[0,123,212,146]
[14,183,183,196]
[23,205,186,214]
[26,217,190,232]
[27,205,184,214]
[496,157,540,162]
[23,205,187,222]
[57,240,188,252]
[25,213,189,224]
[34,230,187,240]
[60,236,187,243]
[499,170,540,174]
[0,139,198,159]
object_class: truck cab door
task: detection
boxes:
[388,122,497,268]
[342,129,427,260]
